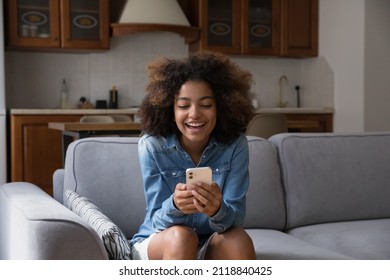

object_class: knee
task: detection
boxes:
[230,228,254,249]
[168,226,198,248]
[228,228,256,258]
[207,228,256,259]
[163,226,198,259]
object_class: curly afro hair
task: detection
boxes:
[138,51,255,144]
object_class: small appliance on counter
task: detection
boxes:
[95,100,107,109]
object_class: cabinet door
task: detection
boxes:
[281,0,318,57]
[286,114,333,132]
[61,0,109,50]
[6,0,61,48]
[198,0,241,54]
[11,115,82,195]
[242,0,281,55]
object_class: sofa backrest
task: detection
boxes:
[62,136,287,239]
[63,137,145,239]
[244,136,286,230]
[269,132,390,229]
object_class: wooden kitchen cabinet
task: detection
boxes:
[280,0,318,57]
[5,0,109,51]
[10,114,82,195]
[180,0,318,57]
[286,113,333,132]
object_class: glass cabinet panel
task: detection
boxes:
[242,0,280,55]
[248,0,273,48]
[68,0,100,41]
[17,0,51,38]
[207,0,234,47]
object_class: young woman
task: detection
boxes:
[130,51,256,260]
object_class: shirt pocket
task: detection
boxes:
[160,168,186,190]
[210,162,230,185]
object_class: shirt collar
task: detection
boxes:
[164,134,220,151]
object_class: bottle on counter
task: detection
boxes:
[60,78,69,109]
[109,86,118,109]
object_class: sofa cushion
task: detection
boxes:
[246,229,351,260]
[244,136,286,230]
[270,132,390,229]
[65,189,131,260]
[288,218,390,259]
[63,137,146,239]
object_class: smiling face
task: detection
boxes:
[174,80,217,152]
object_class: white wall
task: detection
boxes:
[5,36,333,111]
[364,0,390,131]
[319,0,366,132]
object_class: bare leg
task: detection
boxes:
[148,225,199,260]
[205,227,256,260]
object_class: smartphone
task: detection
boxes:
[186,167,212,186]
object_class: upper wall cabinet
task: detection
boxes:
[180,0,318,57]
[5,0,110,51]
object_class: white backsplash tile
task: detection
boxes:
[5,33,334,110]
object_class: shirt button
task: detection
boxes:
[193,228,197,231]
[172,172,176,176]
[216,168,219,172]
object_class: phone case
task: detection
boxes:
[186,167,212,185]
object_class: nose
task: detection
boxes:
[189,104,201,118]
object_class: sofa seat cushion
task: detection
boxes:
[246,229,351,260]
[288,218,390,259]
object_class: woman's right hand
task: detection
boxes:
[173,183,198,214]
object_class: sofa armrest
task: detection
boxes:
[0,182,108,260]
[53,169,64,204]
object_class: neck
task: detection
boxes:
[179,136,209,165]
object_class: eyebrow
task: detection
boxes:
[176,96,214,101]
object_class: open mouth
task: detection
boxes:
[186,122,206,131]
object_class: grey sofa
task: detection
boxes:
[1,132,390,259]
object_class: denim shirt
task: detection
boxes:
[130,133,250,246]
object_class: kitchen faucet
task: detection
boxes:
[277,75,289,108]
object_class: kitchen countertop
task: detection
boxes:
[255,107,334,114]
[10,108,140,115]
[11,107,334,115]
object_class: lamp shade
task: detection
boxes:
[119,0,190,26]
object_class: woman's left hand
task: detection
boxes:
[191,182,222,217]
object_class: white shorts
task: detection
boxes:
[131,232,216,260]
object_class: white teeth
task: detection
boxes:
[187,123,204,127]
